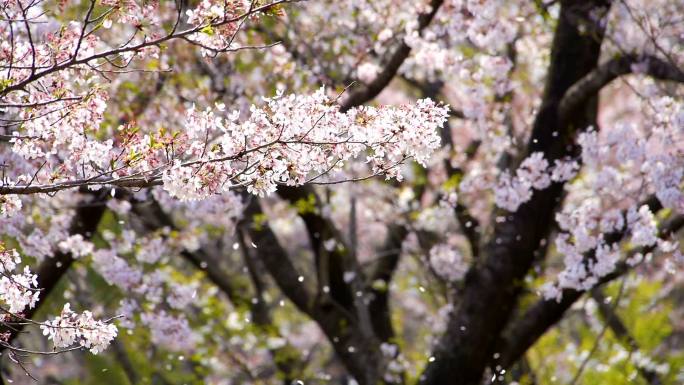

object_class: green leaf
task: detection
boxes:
[200,25,214,36]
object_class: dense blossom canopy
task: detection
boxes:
[0,0,682,384]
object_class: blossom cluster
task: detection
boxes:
[494,152,578,211]
[0,196,22,218]
[161,88,449,199]
[0,0,253,93]
[40,303,118,354]
[185,0,247,55]
[428,243,467,282]
[58,234,95,258]
[140,311,197,351]
[380,342,409,383]
[0,244,39,313]
[538,113,683,300]
[99,0,161,28]
[0,0,294,211]
[404,0,518,80]
[80,224,206,352]
[541,199,666,300]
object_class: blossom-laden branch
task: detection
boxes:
[0,244,38,314]
[495,208,684,372]
[0,0,295,98]
[40,303,118,354]
[0,243,118,356]
[0,88,448,202]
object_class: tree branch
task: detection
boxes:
[277,185,358,312]
[241,197,316,314]
[559,54,684,122]
[339,0,444,112]
[237,228,305,384]
[241,197,390,385]
[366,224,408,342]
[0,0,295,97]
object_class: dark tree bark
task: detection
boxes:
[277,185,357,313]
[366,224,407,342]
[241,197,389,385]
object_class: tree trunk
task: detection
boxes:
[420,1,611,384]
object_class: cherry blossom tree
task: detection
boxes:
[0,0,683,384]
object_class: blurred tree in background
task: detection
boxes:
[0,0,683,384]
